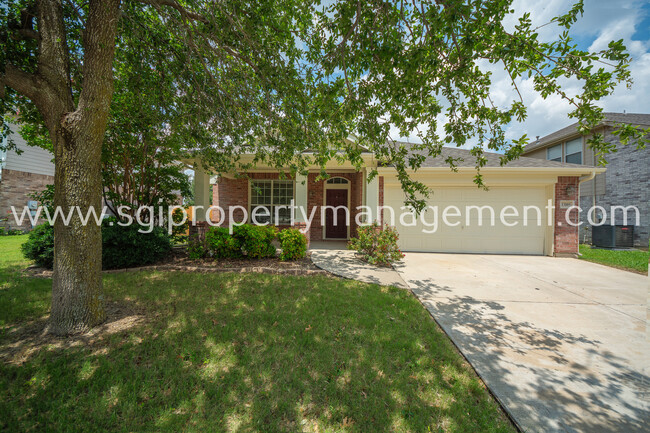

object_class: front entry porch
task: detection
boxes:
[190,163,381,244]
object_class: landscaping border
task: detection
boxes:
[24,263,330,278]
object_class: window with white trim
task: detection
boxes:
[250,180,294,224]
[547,144,562,162]
[564,138,582,164]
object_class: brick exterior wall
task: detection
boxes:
[0,168,54,231]
[212,172,361,242]
[213,177,249,226]
[554,176,580,255]
[579,127,650,247]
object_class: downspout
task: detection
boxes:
[579,170,596,184]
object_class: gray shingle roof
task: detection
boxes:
[395,143,591,169]
[523,112,650,154]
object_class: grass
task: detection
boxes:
[579,244,649,274]
[0,236,515,433]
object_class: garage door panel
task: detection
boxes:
[385,186,547,255]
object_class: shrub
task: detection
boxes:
[21,220,172,270]
[101,218,172,269]
[277,228,307,261]
[234,224,278,258]
[205,226,242,259]
[187,234,206,260]
[21,223,54,269]
[170,207,190,244]
[348,222,404,267]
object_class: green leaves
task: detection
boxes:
[1,0,635,211]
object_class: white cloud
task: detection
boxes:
[394,0,650,147]
[502,0,650,142]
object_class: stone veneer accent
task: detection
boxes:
[0,168,54,230]
[554,176,580,255]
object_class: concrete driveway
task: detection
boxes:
[396,254,648,433]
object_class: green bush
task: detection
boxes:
[170,207,189,244]
[348,222,404,267]
[277,228,307,261]
[21,223,54,269]
[20,219,172,270]
[187,234,206,260]
[234,224,278,259]
[205,226,242,259]
[102,218,172,269]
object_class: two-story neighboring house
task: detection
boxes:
[0,131,55,231]
[522,112,650,247]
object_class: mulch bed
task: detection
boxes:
[22,247,329,278]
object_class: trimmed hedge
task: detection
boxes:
[277,228,307,261]
[233,224,278,258]
[205,226,243,259]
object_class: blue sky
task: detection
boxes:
[497,0,650,141]
[392,0,650,146]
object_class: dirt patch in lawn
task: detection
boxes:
[0,300,145,366]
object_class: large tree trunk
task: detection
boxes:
[43,0,121,335]
[49,128,106,334]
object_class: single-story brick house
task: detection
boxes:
[188,144,605,256]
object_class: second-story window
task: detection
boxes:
[565,138,582,164]
[547,144,562,162]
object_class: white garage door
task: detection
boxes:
[384,186,548,255]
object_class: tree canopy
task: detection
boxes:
[3,1,642,205]
[0,0,642,333]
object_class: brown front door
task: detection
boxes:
[325,189,348,239]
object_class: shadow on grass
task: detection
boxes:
[1,271,515,433]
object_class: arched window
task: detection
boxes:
[326,177,349,184]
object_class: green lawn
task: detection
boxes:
[579,244,649,274]
[0,236,515,433]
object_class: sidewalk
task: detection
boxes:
[310,246,408,289]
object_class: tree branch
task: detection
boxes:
[137,0,208,23]
[2,64,41,101]
[10,28,40,40]
[74,0,121,128]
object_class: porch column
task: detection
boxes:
[294,173,308,223]
[364,169,379,223]
[194,163,211,222]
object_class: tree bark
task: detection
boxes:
[42,0,121,335]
